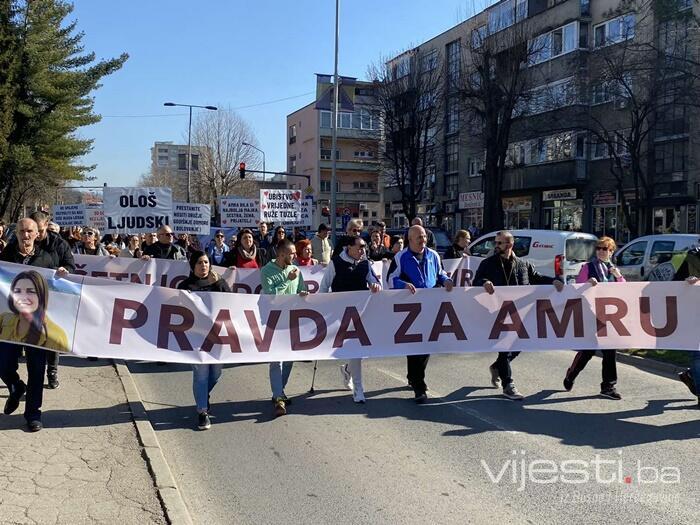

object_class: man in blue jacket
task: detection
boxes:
[387,225,453,403]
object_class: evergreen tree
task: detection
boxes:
[0,0,127,218]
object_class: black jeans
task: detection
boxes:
[0,343,47,421]
[407,354,430,394]
[493,351,521,387]
[566,350,617,389]
[46,350,59,376]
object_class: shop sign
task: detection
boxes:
[593,191,618,206]
[459,191,484,210]
[542,188,577,201]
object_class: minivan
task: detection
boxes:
[613,233,699,281]
[467,230,599,283]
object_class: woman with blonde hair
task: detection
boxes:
[563,236,625,400]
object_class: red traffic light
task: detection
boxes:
[239,162,246,179]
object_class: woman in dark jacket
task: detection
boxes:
[443,230,471,260]
[368,230,390,261]
[222,228,266,268]
[177,250,231,430]
[266,226,287,262]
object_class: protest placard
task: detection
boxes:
[103,187,173,233]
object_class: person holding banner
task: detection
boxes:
[563,236,625,400]
[119,235,143,258]
[73,227,110,256]
[332,218,364,259]
[261,239,308,417]
[443,230,471,260]
[674,245,700,407]
[368,230,391,262]
[387,225,454,403]
[319,236,381,403]
[177,250,232,430]
[294,240,318,266]
[0,218,69,432]
[473,230,564,400]
[223,228,266,268]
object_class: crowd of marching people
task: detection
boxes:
[0,212,698,431]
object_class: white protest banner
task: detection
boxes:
[260,189,302,224]
[173,202,211,235]
[292,198,312,227]
[103,187,173,233]
[52,204,85,227]
[220,197,259,228]
[1,261,698,364]
[85,203,106,232]
[73,254,478,294]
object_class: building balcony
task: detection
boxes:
[502,159,588,191]
[319,127,379,140]
[319,159,380,172]
[317,191,380,203]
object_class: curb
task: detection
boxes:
[112,360,193,525]
[617,352,686,380]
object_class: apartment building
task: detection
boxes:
[286,75,383,229]
[150,141,204,202]
[384,0,699,241]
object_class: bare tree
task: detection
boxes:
[190,109,262,216]
[577,0,700,235]
[367,49,445,222]
[459,18,549,231]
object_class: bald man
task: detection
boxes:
[142,225,186,260]
[387,225,453,403]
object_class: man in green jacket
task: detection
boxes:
[261,238,308,416]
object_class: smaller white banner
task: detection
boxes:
[85,203,106,232]
[260,189,302,224]
[104,187,173,233]
[173,203,211,235]
[220,197,259,228]
[292,199,312,227]
[52,204,85,227]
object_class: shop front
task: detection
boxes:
[503,195,532,229]
[459,191,483,233]
[541,188,583,232]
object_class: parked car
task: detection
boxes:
[468,229,598,283]
[613,233,699,281]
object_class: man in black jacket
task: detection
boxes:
[0,218,68,432]
[141,225,187,260]
[473,230,564,400]
[32,211,75,389]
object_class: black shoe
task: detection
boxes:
[270,395,292,405]
[27,420,43,432]
[678,370,697,396]
[197,412,211,430]
[414,391,428,404]
[600,387,622,400]
[47,372,59,390]
[563,376,574,392]
[4,381,26,415]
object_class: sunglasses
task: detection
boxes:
[215,234,225,238]
[160,232,174,237]
[495,240,510,245]
[84,231,95,236]
[596,246,610,251]
[351,229,361,234]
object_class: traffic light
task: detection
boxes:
[239,162,246,179]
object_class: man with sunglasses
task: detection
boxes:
[319,235,381,403]
[332,218,364,258]
[141,226,186,261]
[473,230,564,400]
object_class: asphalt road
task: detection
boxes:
[128,351,700,525]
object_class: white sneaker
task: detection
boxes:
[352,386,366,403]
[503,384,524,400]
[340,364,353,390]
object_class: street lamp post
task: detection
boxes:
[163,102,218,202]
[330,0,340,245]
[242,142,266,181]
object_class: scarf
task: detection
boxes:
[589,256,616,282]
[236,244,257,263]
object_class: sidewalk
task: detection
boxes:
[0,357,167,524]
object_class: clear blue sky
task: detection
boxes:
[72,0,495,187]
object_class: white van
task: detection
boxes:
[468,230,599,283]
[613,234,699,281]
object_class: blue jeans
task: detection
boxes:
[690,351,700,395]
[192,364,223,412]
[269,361,293,399]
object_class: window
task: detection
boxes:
[446,97,459,134]
[320,180,331,192]
[447,40,461,86]
[470,236,496,257]
[353,181,375,190]
[178,153,187,170]
[393,54,412,79]
[191,154,199,171]
[445,136,459,173]
[591,74,632,105]
[288,155,296,174]
[655,140,688,175]
[488,0,515,34]
[289,124,297,144]
[338,112,352,128]
[529,22,578,65]
[354,150,375,158]
[592,139,608,159]
[157,148,168,153]
[419,90,436,111]
[320,111,331,128]
[525,77,577,115]
[320,148,340,160]
[617,240,647,266]
[516,0,527,22]
[420,49,438,72]
[650,240,676,265]
[468,156,484,177]
[594,14,635,47]
[360,108,374,130]
[472,25,487,49]
[446,174,459,196]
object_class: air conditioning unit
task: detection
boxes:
[359,202,368,210]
